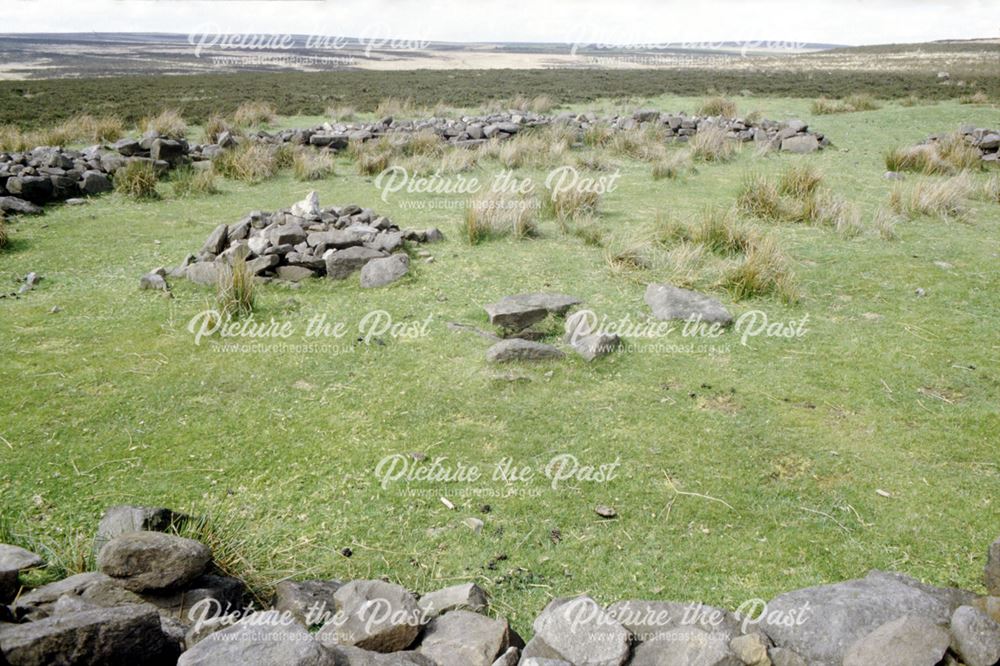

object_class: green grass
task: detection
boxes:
[0,96,998,639]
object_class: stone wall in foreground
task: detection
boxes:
[1,504,998,665]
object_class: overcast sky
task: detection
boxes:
[3,0,999,46]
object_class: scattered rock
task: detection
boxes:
[730,632,772,666]
[780,134,820,153]
[842,615,949,666]
[360,254,410,288]
[526,596,631,666]
[484,293,581,330]
[486,339,564,363]
[97,532,211,593]
[140,273,168,291]
[273,579,343,627]
[416,610,515,666]
[570,333,621,361]
[317,579,422,652]
[418,582,489,619]
[761,570,970,664]
[177,610,332,666]
[0,605,176,666]
[595,505,617,518]
[645,283,733,325]
[950,605,1000,666]
[0,545,45,572]
[630,626,742,666]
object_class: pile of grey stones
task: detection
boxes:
[471,283,736,364]
[225,108,827,156]
[146,192,443,291]
[0,131,192,214]
[925,125,1000,163]
[1,504,998,666]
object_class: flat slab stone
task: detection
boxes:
[526,596,631,666]
[484,293,582,330]
[486,339,564,363]
[644,283,733,325]
[417,582,489,619]
[178,610,332,666]
[0,545,45,572]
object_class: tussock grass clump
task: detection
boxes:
[376,97,416,118]
[0,218,8,250]
[232,101,277,127]
[213,143,279,183]
[0,115,125,150]
[495,133,567,169]
[114,160,160,200]
[778,163,823,198]
[811,94,881,115]
[583,123,614,148]
[689,126,737,163]
[959,91,990,105]
[399,129,443,157]
[609,126,668,162]
[889,173,975,220]
[438,147,479,173]
[171,166,220,197]
[202,114,235,143]
[292,149,336,181]
[462,191,538,244]
[217,258,256,318]
[541,185,601,227]
[141,109,188,139]
[983,175,1000,204]
[873,207,901,241]
[737,173,786,220]
[326,105,356,121]
[651,151,692,180]
[720,235,799,303]
[697,96,738,118]
[351,138,393,176]
[799,190,864,237]
[886,133,982,175]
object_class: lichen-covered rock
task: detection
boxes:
[97,532,211,593]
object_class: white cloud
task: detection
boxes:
[3,0,999,45]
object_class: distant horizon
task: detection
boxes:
[5,0,999,47]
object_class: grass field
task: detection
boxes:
[1,95,998,636]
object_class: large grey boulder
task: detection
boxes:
[178,610,334,665]
[760,570,970,664]
[97,532,211,593]
[417,582,489,619]
[0,545,45,572]
[317,579,422,652]
[79,170,112,195]
[486,339,564,363]
[93,505,182,555]
[484,293,582,330]
[416,610,514,666]
[644,284,733,325]
[606,599,742,644]
[842,615,949,666]
[140,574,245,622]
[273,580,343,627]
[629,626,741,666]
[0,569,18,604]
[200,224,229,255]
[525,596,631,666]
[768,647,807,666]
[987,536,1000,595]
[569,333,621,361]
[950,605,1000,666]
[12,572,109,621]
[326,645,435,665]
[185,262,221,286]
[360,254,409,288]
[325,246,386,280]
[0,604,175,666]
[150,139,185,165]
[290,191,321,218]
[780,135,820,154]
[0,196,43,215]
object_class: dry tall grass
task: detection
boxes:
[811,93,881,115]
[889,173,975,220]
[0,114,125,150]
[462,191,538,244]
[232,101,277,127]
[213,143,279,183]
[689,126,738,162]
[697,97,738,118]
[171,166,220,197]
[141,110,188,139]
[885,133,982,175]
[292,149,336,181]
[217,258,256,318]
[114,160,160,200]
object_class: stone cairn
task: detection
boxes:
[1,506,998,665]
[923,125,1000,164]
[0,132,190,214]
[147,191,443,291]
[1,110,828,217]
